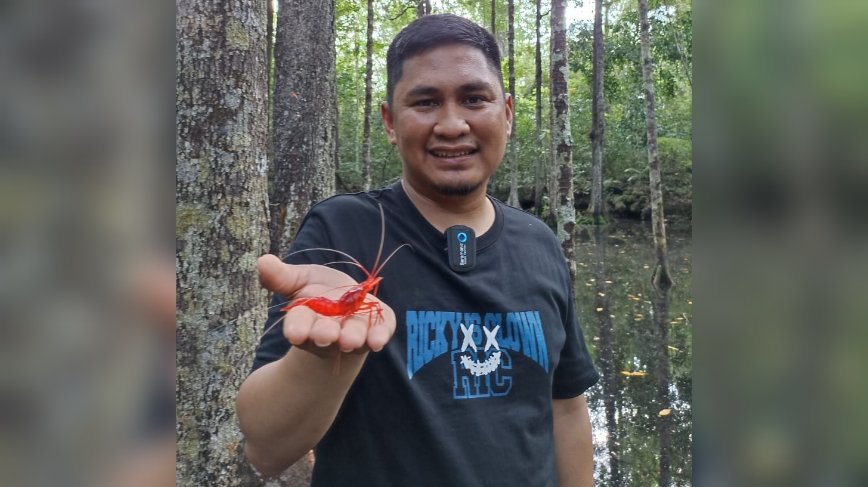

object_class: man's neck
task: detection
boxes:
[401,180,495,236]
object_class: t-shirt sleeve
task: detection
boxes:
[552,276,600,399]
[249,207,334,373]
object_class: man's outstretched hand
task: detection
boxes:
[256,254,397,356]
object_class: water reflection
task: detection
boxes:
[575,222,692,487]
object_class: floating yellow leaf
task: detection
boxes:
[597,292,605,297]
[643,265,650,269]
[627,294,641,301]
[667,345,679,351]
[658,409,671,416]
[621,371,647,377]
[596,308,604,312]
[635,313,644,318]
[593,336,600,341]
[688,301,692,305]
[605,280,613,284]
[670,321,679,324]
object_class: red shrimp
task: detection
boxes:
[278,202,409,332]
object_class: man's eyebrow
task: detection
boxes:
[456,81,496,93]
[404,86,440,98]
[404,81,497,99]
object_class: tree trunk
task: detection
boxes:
[506,0,519,207]
[416,0,431,18]
[362,0,374,191]
[176,0,270,484]
[269,0,337,258]
[533,0,544,216]
[637,0,673,293]
[590,0,606,223]
[638,0,674,485]
[490,0,496,35]
[550,0,576,277]
[593,227,622,487]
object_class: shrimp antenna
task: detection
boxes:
[285,247,372,278]
[372,202,386,272]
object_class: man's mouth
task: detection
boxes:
[429,149,477,157]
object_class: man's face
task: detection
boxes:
[382,44,513,199]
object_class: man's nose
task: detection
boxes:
[432,103,470,138]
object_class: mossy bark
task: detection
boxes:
[176,0,271,484]
[550,0,576,278]
[269,0,337,258]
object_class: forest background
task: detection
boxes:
[331,0,692,224]
[176,0,693,486]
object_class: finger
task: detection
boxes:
[337,314,370,352]
[367,305,396,352]
[308,315,342,348]
[283,306,316,346]
[256,255,312,297]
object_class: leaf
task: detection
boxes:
[659,409,671,416]
[596,308,604,312]
[621,371,647,377]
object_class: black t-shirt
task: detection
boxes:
[252,182,599,486]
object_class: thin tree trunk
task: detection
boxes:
[638,0,674,485]
[637,0,672,293]
[416,0,430,18]
[362,0,374,191]
[590,0,606,223]
[550,0,576,277]
[593,227,622,487]
[533,0,543,216]
[176,0,270,484]
[490,0,496,35]
[354,18,361,171]
[269,0,337,258]
[506,0,519,207]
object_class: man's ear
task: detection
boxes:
[381,102,397,145]
[504,93,514,137]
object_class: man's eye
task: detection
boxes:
[415,100,436,107]
[465,96,484,105]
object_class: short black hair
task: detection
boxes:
[385,14,503,109]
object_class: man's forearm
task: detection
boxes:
[236,348,367,477]
[553,395,595,487]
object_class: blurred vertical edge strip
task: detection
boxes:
[0,0,176,486]
[694,0,868,486]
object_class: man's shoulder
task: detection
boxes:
[311,185,401,215]
[492,198,557,238]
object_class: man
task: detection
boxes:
[237,14,599,487]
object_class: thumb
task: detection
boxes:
[256,254,312,298]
